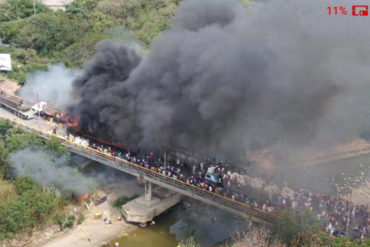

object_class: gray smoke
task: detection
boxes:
[9,149,96,195]
[19,63,80,108]
[71,0,370,161]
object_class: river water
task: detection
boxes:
[105,201,246,247]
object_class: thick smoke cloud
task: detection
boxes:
[9,149,96,195]
[71,0,370,161]
[19,63,80,108]
[70,40,142,144]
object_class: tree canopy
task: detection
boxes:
[0,0,177,83]
[0,0,50,22]
[0,121,69,240]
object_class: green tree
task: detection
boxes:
[65,0,100,16]
[97,0,176,46]
[0,0,50,22]
[45,136,67,157]
[62,33,108,67]
[0,187,62,240]
[12,13,91,55]
[5,129,43,152]
[0,120,12,137]
[0,19,26,44]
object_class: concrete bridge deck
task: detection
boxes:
[0,111,274,225]
[2,105,370,226]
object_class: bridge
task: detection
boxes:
[0,109,274,226]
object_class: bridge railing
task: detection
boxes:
[3,117,275,222]
[60,136,275,222]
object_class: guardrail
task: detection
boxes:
[2,117,275,223]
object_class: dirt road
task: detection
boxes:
[38,180,143,247]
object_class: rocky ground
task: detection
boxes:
[39,193,134,247]
[0,75,20,94]
[38,170,144,247]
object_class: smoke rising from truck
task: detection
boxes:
[19,63,80,109]
[70,0,370,161]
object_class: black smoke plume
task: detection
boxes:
[70,0,370,161]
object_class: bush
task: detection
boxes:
[0,179,17,204]
[112,195,137,208]
[54,213,75,230]
[14,176,37,194]
[76,212,84,225]
[0,188,61,239]
[62,33,109,67]
[0,195,36,239]
[112,196,129,208]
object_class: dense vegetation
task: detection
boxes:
[271,209,370,247]
[0,120,69,240]
[0,0,177,83]
[0,0,51,22]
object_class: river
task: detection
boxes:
[105,201,246,247]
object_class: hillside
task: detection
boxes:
[0,0,177,83]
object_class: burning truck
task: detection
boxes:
[0,90,129,153]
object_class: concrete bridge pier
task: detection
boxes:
[144,181,152,201]
[122,180,181,226]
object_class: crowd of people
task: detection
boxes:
[68,133,369,239]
